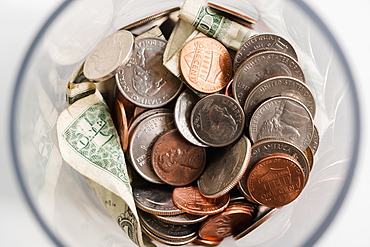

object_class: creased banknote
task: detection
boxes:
[57,90,144,246]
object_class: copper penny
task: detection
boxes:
[191,237,222,246]
[115,86,136,127]
[224,79,233,97]
[180,37,232,93]
[246,154,305,207]
[198,201,257,241]
[113,98,129,152]
[172,186,230,216]
[152,129,206,186]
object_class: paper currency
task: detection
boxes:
[179,0,257,51]
[66,81,96,106]
[57,90,144,246]
[136,25,165,40]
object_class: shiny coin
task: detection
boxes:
[191,94,245,147]
[113,98,129,153]
[180,37,232,94]
[154,212,208,225]
[234,33,298,71]
[152,129,206,186]
[249,96,314,151]
[172,186,230,216]
[128,112,175,183]
[116,37,182,108]
[198,201,257,241]
[133,183,182,215]
[309,125,320,155]
[84,30,134,82]
[174,89,208,147]
[198,136,251,198]
[246,154,305,207]
[244,76,316,121]
[233,51,305,107]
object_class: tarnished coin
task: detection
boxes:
[246,154,305,207]
[172,186,230,216]
[154,213,208,225]
[113,98,129,153]
[198,201,257,240]
[138,210,197,241]
[116,37,183,108]
[133,183,182,215]
[191,94,245,147]
[152,129,206,186]
[309,125,320,155]
[128,112,175,183]
[237,139,310,201]
[180,37,232,93]
[234,33,298,71]
[84,30,134,81]
[198,136,251,198]
[174,89,208,147]
[249,96,314,151]
[244,76,316,121]
[233,51,305,107]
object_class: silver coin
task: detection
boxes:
[133,183,182,215]
[128,112,175,183]
[138,210,197,241]
[244,76,316,123]
[84,30,134,82]
[234,33,298,72]
[154,213,208,225]
[174,89,208,147]
[309,125,320,155]
[232,51,305,107]
[249,96,314,151]
[191,94,245,147]
[116,37,183,108]
[198,136,251,198]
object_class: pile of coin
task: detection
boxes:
[67,0,319,245]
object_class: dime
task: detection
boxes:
[154,213,208,225]
[174,89,208,147]
[233,51,305,107]
[237,139,310,201]
[138,210,197,241]
[249,96,314,151]
[244,76,316,121]
[152,129,206,186]
[191,94,245,147]
[128,112,175,183]
[234,33,298,71]
[246,154,305,207]
[113,98,129,153]
[309,125,320,155]
[116,37,183,108]
[172,186,230,216]
[198,201,257,240]
[133,183,182,215]
[84,30,134,81]
[198,136,251,198]
[180,37,232,93]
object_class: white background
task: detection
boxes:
[0,0,369,246]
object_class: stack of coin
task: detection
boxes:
[65,1,321,246]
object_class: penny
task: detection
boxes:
[152,129,206,186]
[198,201,257,240]
[133,106,148,119]
[234,33,298,71]
[115,86,136,127]
[172,186,230,216]
[116,37,183,108]
[304,146,314,171]
[249,96,314,151]
[232,51,305,107]
[191,94,245,147]
[113,98,129,153]
[154,212,208,225]
[174,89,208,147]
[84,30,134,82]
[133,183,182,215]
[244,76,316,121]
[128,112,175,183]
[224,79,233,97]
[246,154,305,207]
[192,237,222,246]
[198,136,251,198]
[237,139,310,201]
[309,125,320,155]
[180,37,232,93]
[138,210,198,241]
